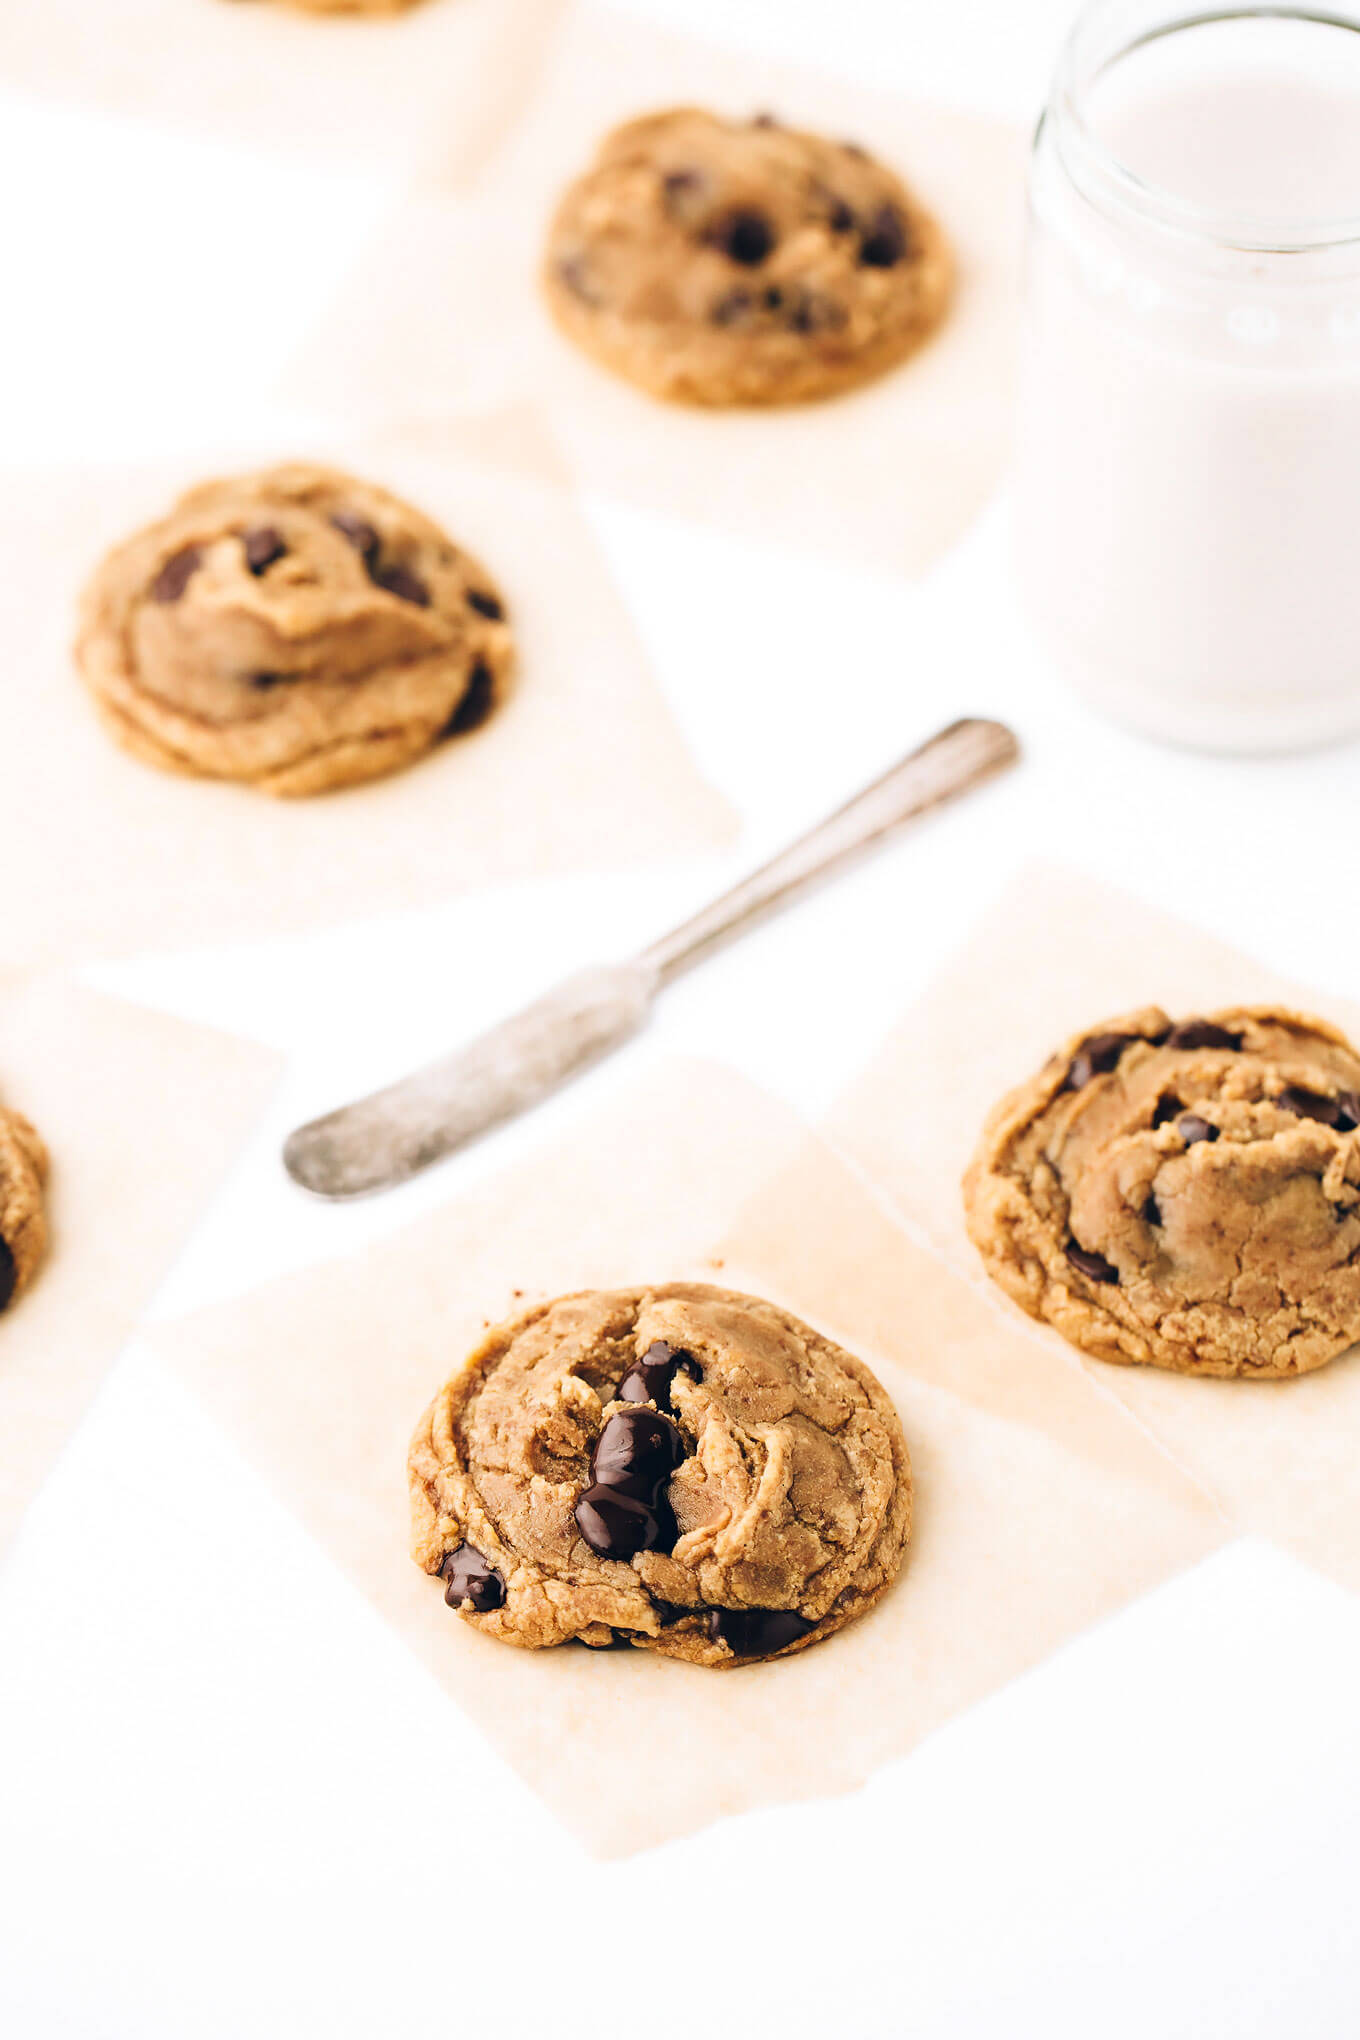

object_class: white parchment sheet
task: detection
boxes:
[287,2,1026,577]
[0,410,733,968]
[149,1059,1224,1856]
[0,974,280,1560]
[826,866,1360,1595]
[0,0,566,186]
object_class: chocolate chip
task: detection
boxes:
[440,1542,505,1613]
[466,589,504,621]
[249,671,288,691]
[574,1407,686,1561]
[440,661,495,740]
[707,1608,814,1657]
[0,1236,15,1313]
[242,526,286,576]
[1152,1093,1184,1127]
[858,203,908,268]
[763,286,784,310]
[713,209,775,266]
[1178,1113,1219,1145]
[1166,1020,1243,1052]
[1064,1032,1136,1091]
[574,1487,672,1559]
[371,561,431,607]
[149,545,203,604]
[649,1599,691,1628]
[1065,1241,1119,1284]
[1276,1085,1360,1131]
[618,1341,699,1411]
[826,195,856,233]
[331,512,381,563]
[1142,1195,1162,1227]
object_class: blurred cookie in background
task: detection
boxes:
[76,463,513,797]
[543,106,954,406]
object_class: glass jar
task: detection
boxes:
[1014,2,1360,751]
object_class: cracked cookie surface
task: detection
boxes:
[0,1099,49,1316]
[543,107,953,406]
[965,1007,1360,1378]
[76,463,513,798]
[409,1283,911,1665]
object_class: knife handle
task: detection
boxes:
[638,718,1018,984]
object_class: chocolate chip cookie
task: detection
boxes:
[543,108,953,406]
[0,1099,48,1315]
[76,464,513,798]
[410,1283,911,1665]
[965,1007,1360,1378]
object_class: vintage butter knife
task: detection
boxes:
[284,716,1018,1198]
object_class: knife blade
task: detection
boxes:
[284,716,1019,1198]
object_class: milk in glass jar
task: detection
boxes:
[1015,2,1360,750]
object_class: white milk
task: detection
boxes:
[1016,12,1360,750]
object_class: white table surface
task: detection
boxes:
[2,4,1359,2035]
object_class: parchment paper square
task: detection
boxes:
[287,2,1026,577]
[0,976,280,1560]
[825,866,1360,1595]
[148,1059,1225,1856]
[0,0,566,186]
[0,410,733,968]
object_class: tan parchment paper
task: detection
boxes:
[0,975,280,1560]
[0,0,565,186]
[148,1058,1224,1857]
[825,865,1360,1594]
[287,2,1026,577]
[0,412,732,969]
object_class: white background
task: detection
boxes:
[2,2,1359,2035]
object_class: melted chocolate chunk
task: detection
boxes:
[242,526,287,576]
[1142,1195,1162,1228]
[1277,1086,1360,1132]
[331,512,381,563]
[0,1236,15,1313]
[707,1607,814,1657]
[1166,1019,1243,1052]
[713,208,775,266]
[858,203,908,268]
[440,661,495,740]
[371,561,431,607]
[618,1340,699,1411]
[1064,1031,1137,1091]
[466,588,504,621]
[1065,1241,1119,1284]
[441,1542,505,1613]
[149,545,203,604]
[574,1407,686,1560]
[1151,1093,1184,1128]
[1178,1113,1219,1146]
[648,1599,692,1628]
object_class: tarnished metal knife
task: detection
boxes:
[283,716,1019,1199]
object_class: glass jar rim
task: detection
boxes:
[1051,4,1360,253]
